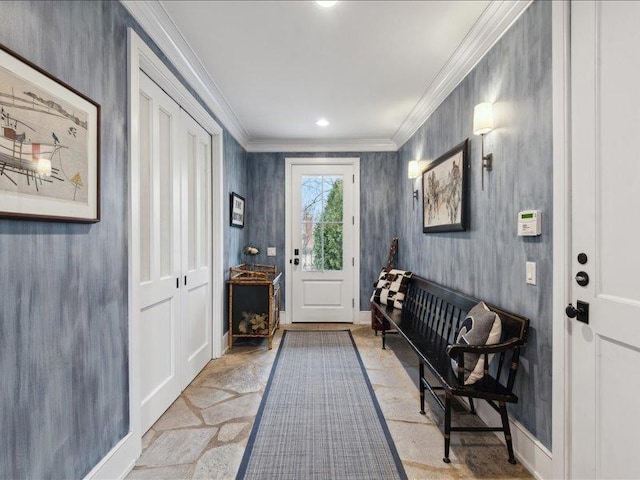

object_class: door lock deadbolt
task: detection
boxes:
[575,271,589,287]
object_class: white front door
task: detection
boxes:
[180,111,213,389]
[288,159,359,323]
[569,2,640,478]
[138,73,182,432]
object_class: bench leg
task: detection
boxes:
[499,402,517,464]
[468,397,476,414]
[381,327,386,350]
[443,393,452,463]
[419,362,426,415]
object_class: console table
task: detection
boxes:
[227,263,282,350]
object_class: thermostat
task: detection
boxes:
[518,210,541,236]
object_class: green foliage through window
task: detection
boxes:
[312,179,343,270]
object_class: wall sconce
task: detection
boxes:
[473,102,494,191]
[408,160,425,200]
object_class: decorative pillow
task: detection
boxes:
[370,269,413,310]
[450,302,502,385]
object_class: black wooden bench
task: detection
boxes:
[370,274,529,464]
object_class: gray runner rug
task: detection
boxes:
[237,330,407,480]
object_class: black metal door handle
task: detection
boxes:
[565,304,580,318]
[293,258,300,266]
[566,301,589,324]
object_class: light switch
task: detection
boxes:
[526,261,536,285]
[267,247,276,257]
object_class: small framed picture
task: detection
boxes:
[422,139,469,233]
[230,191,245,228]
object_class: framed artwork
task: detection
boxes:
[0,43,100,222]
[422,139,469,233]
[230,191,245,228]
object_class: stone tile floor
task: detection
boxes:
[127,324,533,479]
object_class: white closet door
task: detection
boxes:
[138,72,182,433]
[180,111,212,388]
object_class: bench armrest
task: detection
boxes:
[446,337,524,357]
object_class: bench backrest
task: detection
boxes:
[402,274,529,390]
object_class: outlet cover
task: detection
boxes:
[267,247,276,257]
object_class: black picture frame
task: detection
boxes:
[230,191,245,228]
[422,139,469,233]
[0,42,101,222]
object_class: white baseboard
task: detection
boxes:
[83,432,139,480]
[356,310,371,325]
[474,401,552,479]
[278,310,369,325]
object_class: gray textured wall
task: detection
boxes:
[224,131,248,333]
[397,0,552,448]
[0,1,247,477]
[245,151,398,311]
[0,2,130,478]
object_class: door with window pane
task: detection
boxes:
[291,163,356,322]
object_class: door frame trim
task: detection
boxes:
[285,157,361,323]
[118,29,225,476]
[551,1,571,478]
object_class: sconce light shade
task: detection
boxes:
[473,102,494,135]
[408,160,423,179]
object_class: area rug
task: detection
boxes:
[237,330,407,480]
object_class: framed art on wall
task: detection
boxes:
[422,139,469,233]
[230,191,245,228]
[0,43,100,222]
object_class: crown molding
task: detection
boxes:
[122,0,252,148]
[246,138,398,153]
[123,0,532,154]
[392,0,533,149]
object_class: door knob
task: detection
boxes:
[565,304,580,318]
[566,301,589,324]
[294,258,300,265]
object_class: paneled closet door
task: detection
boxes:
[138,72,182,433]
[180,111,212,389]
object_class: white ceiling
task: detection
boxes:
[126,1,531,151]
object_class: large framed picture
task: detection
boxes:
[0,44,100,222]
[422,139,469,233]
[230,191,245,228]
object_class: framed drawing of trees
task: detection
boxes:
[422,139,469,233]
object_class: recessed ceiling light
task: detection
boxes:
[315,1,337,8]
[316,118,330,127]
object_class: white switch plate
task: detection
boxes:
[526,261,536,285]
[267,247,276,257]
